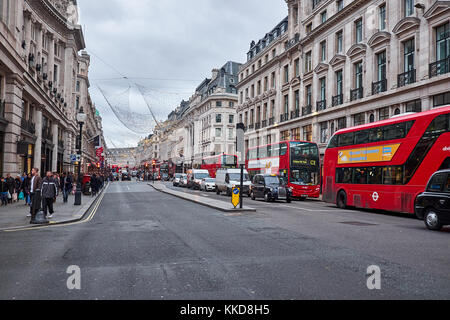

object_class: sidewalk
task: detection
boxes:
[149,182,256,213]
[0,188,104,231]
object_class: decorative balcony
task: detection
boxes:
[255,122,261,130]
[280,113,289,123]
[316,100,326,112]
[269,117,275,126]
[261,120,267,128]
[372,79,387,95]
[248,123,254,130]
[429,57,450,78]
[302,105,312,116]
[350,87,363,101]
[398,69,416,88]
[332,94,343,107]
[21,118,36,134]
[285,33,300,51]
[290,109,300,120]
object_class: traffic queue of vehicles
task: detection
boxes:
[161,106,450,231]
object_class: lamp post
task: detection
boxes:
[74,107,87,206]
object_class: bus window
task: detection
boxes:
[383,166,403,185]
[328,134,338,148]
[367,167,382,184]
[353,168,367,184]
[259,146,267,158]
[354,130,369,145]
[272,144,280,156]
[267,145,272,157]
[336,168,352,184]
[384,123,406,140]
[339,132,354,146]
[369,127,383,143]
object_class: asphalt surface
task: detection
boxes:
[0,180,449,300]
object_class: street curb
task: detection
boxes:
[0,183,109,232]
[148,183,257,213]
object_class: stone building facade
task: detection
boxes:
[237,0,450,159]
[0,0,104,176]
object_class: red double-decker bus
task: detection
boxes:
[246,141,321,199]
[323,106,450,214]
[201,154,238,178]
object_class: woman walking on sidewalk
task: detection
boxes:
[22,174,32,206]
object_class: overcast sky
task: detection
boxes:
[77,0,287,148]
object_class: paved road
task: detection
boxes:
[0,181,449,299]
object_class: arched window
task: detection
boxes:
[394,108,401,115]
[369,114,375,123]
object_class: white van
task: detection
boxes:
[215,168,251,196]
[187,169,211,189]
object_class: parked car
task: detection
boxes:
[415,169,450,231]
[250,174,292,203]
[215,168,251,196]
[173,173,183,186]
[201,178,216,192]
[179,174,188,188]
[187,169,210,190]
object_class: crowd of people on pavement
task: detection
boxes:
[0,168,109,224]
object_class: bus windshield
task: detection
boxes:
[290,167,319,185]
[222,155,237,167]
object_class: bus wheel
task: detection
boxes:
[337,190,347,209]
[424,208,443,231]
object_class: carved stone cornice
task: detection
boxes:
[314,62,329,74]
[424,1,450,21]
[347,43,367,60]
[367,31,391,48]
[329,54,347,68]
[392,17,420,36]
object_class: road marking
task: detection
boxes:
[3,184,109,232]
[279,204,337,212]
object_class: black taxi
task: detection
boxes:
[250,174,292,203]
[415,169,450,231]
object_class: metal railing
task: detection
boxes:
[261,120,267,128]
[291,109,300,119]
[429,57,450,78]
[350,87,363,101]
[248,123,254,130]
[398,69,416,87]
[372,79,387,95]
[269,117,275,126]
[21,118,36,134]
[316,100,326,112]
[302,105,312,116]
[255,122,261,130]
[332,94,343,107]
[280,113,289,123]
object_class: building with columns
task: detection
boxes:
[0,0,104,176]
[237,0,450,159]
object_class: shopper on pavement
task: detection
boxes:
[29,168,43,222]
[21,174,31,206]
[41,171,58,219]
[63,172,73,203]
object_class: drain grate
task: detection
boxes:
[339,221,378,227]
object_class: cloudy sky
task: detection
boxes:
[77,0,287,148]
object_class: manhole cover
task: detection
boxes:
[339,221,378,227]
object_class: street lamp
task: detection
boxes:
[74,107,87,206]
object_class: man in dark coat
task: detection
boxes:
[41,171,58,219]
[5,173,15,204]
[29,168,43,223]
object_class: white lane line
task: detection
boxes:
[279,204,337,212]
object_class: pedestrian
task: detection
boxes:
[64,172,73,203]
[5,174,15,204]
[14,176,22,203]
[1,177,9,206]
[21,174,31,206]
[41,171,58,219]
[29,168,43,222]
[91,174,98,196]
